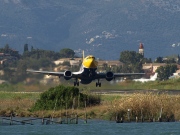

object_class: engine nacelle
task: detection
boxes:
[64,70,72,80]
[106,71,114,81]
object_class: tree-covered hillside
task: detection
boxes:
[0,0,180,60]
[0,44,76,83]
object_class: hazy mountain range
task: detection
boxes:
[0,0,180,60]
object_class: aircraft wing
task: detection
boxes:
[113,73,145,77]
[26,69,83,78]
[27,69,64,77]
[96,72,145,78]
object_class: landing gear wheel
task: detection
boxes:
[96,82,101,87]
[74,81,79,86]
[96,79,101,87]
[74,82,76,86]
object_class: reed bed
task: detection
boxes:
[108,92,180,121]
[0,92,39,117]
[34,92,180,121]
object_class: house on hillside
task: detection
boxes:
[98,60,123,68]
[54,58,82,66]
[142,63,167,78]
[0,52,19,65]
[0,70,4,76]
[169,65,180,79]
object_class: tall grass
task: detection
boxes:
[108,92,180,121]
[0,92,40,117]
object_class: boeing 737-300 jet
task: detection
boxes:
[27,54,144,87]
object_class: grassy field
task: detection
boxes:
[1,77,180,92]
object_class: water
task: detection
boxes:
[0,119,180,135]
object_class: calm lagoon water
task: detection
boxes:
[0,119,180,135]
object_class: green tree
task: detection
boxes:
[142,58,152,63]
[164,58,176,64]
[119,51,144,73]
[23,48,60,60]
[156,64,177,81]
[155,57,163,63]
[177,55,180,64]
[4,44,10,53]
[1,67,14,81]
[60,48,75,58]
[31,46,34,51]
[24,44,29,53]
[10,60,27,83]
[120,51,143,64]
[0,44,20,59]
[38,58,53,68]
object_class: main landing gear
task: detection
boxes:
[96,79,101,87]
[74,78,79,86]
[74,81,79,86]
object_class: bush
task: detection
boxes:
[31,85,101,111]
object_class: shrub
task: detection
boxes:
[31,85,101,111]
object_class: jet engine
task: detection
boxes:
[64,70,72,80]
[106,71,114,81]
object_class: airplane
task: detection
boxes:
[27,52,145,87]
[133,73,158,83]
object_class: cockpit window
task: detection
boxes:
[85,55,95,60]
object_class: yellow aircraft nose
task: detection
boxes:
[83,56,98,68]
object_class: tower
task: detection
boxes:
[139,43,144,57]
